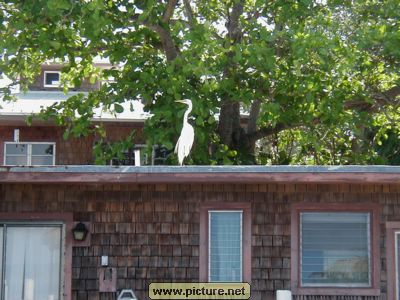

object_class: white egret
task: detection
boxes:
[174,99,194,166]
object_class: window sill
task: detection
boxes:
[292,287,381,296]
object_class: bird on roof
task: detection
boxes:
[174,99,194,166]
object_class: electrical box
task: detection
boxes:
[101,255,108,266]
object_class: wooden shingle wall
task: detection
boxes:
[28,65,100,92]
[0,182,399,300]
[0,124,143,165]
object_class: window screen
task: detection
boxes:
[301,212,370,287]
[209,211,242,282]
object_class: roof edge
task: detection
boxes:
[0,165,400,184]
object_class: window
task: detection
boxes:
[110,145,172,166]
[301,212,370,286]
[152,146,173,165]
[200,203,251,283]
[4,142,55,166]
[0,223,63,300]
[209,211,242,282]
[110,145,148,166]
[386,222,400,300]
[44,71,61,87]
[291,203,380,296]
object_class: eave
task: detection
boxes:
[0,166,400,184]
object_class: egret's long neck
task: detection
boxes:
[183,102,192,124]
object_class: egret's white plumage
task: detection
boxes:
[174,99,194,166]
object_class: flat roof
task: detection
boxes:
[0,91,149,122]
[1,165,400,184]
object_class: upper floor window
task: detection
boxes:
[152,146,173,165]
[110,145,172,166]
[43,71,61,87]
[4,142,55,166]
[110,145,147,166]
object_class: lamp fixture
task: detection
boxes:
[72,222,88,241]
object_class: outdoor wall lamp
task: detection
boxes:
[117,289,138,300]
[72,222,89,241]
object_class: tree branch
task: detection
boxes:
[149,25,180,61]
[218,0,245,146]
[162,0,178,23]
[131,12,180,61]
[226,1,244,42]
[183,0,195,29]
[344,85,400,111]
[374,85,400,106]
[249,85,400,141]
[247,99,261,134]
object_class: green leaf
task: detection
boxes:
[207,116,215,124]
[195,116,204,126]
[49,41,61,50]
[114,103,124,113]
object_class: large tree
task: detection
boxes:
[1,0,399,164]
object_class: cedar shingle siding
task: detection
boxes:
[0,182,396,300]
[0,125,143,165]
[28,65,100,91]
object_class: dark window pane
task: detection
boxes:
[45,72,60,85]
[111,150,135,166]
[153,146,173,165]
[111,147,148,166]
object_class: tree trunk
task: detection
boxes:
[217,101,258,164]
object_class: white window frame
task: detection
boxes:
[0,221,65,300]
[4,142,56,166]
[299,212,371,288]
[208,210,243,283]
[43,71,61,87]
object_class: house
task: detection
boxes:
[0,62,169,167]
[1,65,400,300]
[0,165,399,300]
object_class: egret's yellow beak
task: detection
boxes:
[175,100,186,104]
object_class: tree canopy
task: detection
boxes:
[1,0,399,165]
